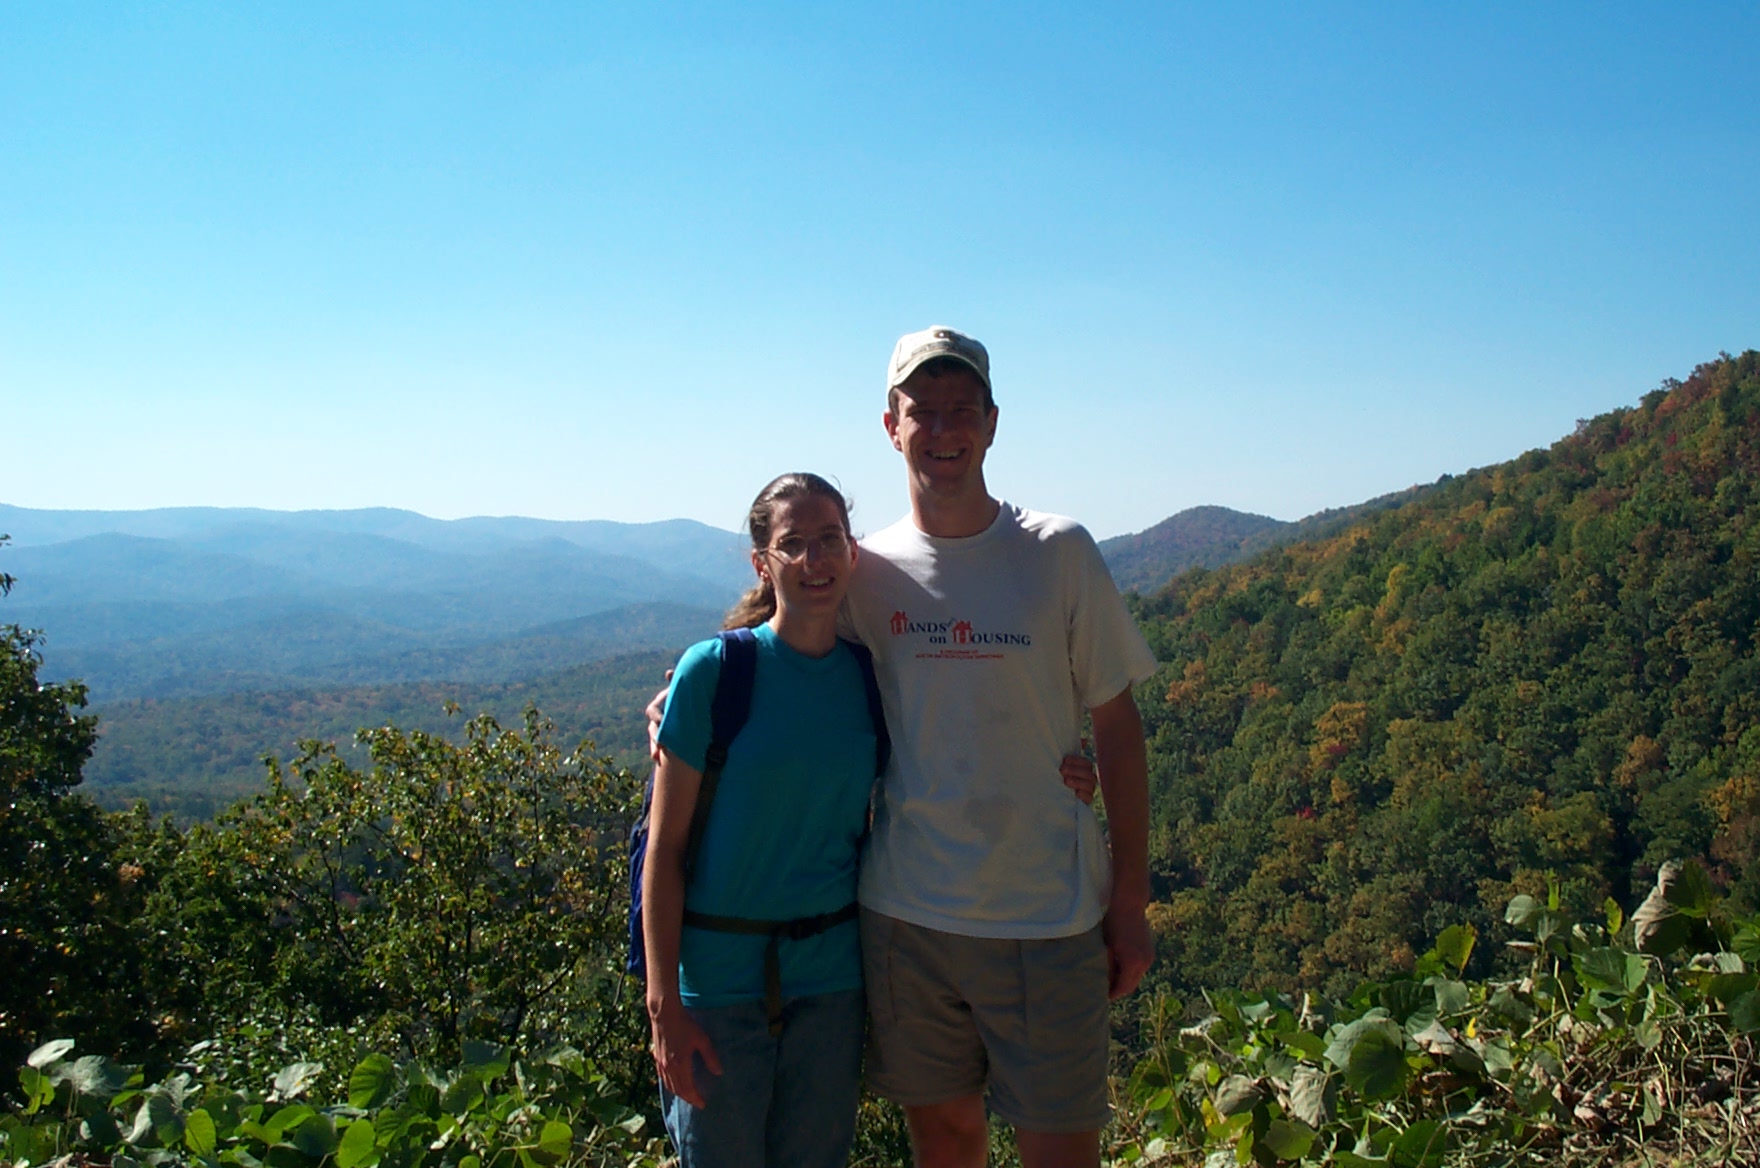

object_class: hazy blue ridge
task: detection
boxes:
[0,503,751,588]
[0,505,749,701]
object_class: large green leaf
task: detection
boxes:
[18,1066,55,1114]
[348,1055,396,1111]
[1431,978,1470,1016]
[1663,859,1716,913]
[440,1073,485,1116]
[335,1119,379,1168]
[1391,1119,1446,1168]
[288,1113,338,1160]
[1730,990,1760,1034]
[185,1109,219,1159]
[1262,1118,1316,1161]
[1734,922,1760,966]
[461,1041,512,1082]
[80,1109,122,1147]
[263,1104,316,1144]
[1434,924,1476,974]
[1280,1030,1327,1062]
[1573,947,1646,995]
[1710,972,1758,1006]
[1379,981,1434,1029]
[1325,1016,1401,1073]
[406,1084,440,1119]
[535,1121,572,1161]
[1345,1026,1408,1100]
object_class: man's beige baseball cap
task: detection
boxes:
[886,325,991,391]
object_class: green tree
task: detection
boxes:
[200,709,646,1072]
[0,550,158,1071]
[1133,352,1760,998]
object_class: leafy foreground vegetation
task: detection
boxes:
[1110,867,1759,1166]
[4,1040,667,1168]
[6,870,1756,1167]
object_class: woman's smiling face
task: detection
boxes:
[753,493,856,620]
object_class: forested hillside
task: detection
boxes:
[82,650,674,819]
[1100,506,1289,592]
[1135,351,1760,996]
[1098,491,1430,596]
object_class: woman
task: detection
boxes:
[643,472,877,1168]
[642,472,1100,1167]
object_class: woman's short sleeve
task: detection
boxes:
[656,637,723,774]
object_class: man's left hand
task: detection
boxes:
[1102,897,1153,1000]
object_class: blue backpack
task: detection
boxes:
[626,627,890,1033]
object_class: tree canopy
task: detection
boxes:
[1134,351,1760,996]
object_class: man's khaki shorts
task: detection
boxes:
[860,908,1111,1133]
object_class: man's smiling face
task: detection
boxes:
[884,365,998,496]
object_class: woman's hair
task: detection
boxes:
[723,472,853,629]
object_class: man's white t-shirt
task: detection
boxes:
[843,503,1159,939]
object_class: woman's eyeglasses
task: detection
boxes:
[766,531,851,564]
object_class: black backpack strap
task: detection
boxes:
[840,638,890,777]
[682,627,759,881]
[682,903,859,1036]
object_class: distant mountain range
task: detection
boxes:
[1,497,1448,704]
[0,505,744,701]
[4,497,1416,816]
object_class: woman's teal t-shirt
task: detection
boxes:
[656,623,878,1007]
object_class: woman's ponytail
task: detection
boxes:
[723,578,777,630]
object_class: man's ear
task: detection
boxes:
[883,409,903,453]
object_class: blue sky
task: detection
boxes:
[3,3,1756,539]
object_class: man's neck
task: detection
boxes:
[909,482,1001,539]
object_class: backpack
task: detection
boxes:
[626,627,890,1032]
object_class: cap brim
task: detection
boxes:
[888,349,990,390]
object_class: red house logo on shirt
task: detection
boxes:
[951,620,973,645]
[890,610,908,635]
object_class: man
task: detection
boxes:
[843,326,1157,1168]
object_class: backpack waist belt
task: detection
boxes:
[681,902,859,1036]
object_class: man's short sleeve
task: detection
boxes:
[656,638,723,774]
[1065,528,1159,709]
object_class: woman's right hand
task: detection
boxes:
[649,997,722,1109]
